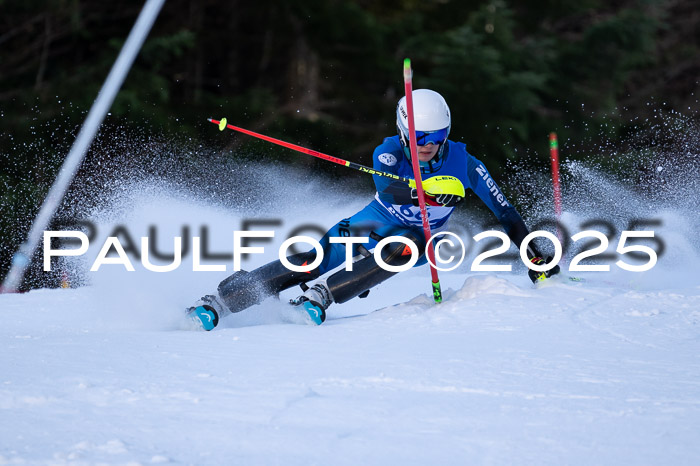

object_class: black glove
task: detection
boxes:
[528,256,561,284]
[411,188,463,207]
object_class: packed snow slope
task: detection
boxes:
[2,166,700,465]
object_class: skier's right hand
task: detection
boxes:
[410,175,465,207]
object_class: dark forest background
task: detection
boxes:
[1,0,699,289]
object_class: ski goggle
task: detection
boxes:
[414,128,448,146]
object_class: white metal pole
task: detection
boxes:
[2,0,166,292]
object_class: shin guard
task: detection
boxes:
[326,232,424,304]
[217,251,321,312]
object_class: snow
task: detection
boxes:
[2,182,700,465]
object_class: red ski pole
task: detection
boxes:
[208,118,414,185]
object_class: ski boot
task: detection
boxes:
[528,256,561,284]
[186,294,229,331]
[290,283,333,325]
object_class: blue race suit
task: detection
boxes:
[314,136,532,274]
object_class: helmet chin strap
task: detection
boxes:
[421,156,439,174]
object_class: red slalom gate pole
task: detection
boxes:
[403,59,442,304]
[549,132,564,250]
[549,132,562,220]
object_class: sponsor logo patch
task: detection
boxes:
[475,164,509,207]
[378,153,397,166]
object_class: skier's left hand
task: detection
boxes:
[410,175,465,207]
[412,188,463,207]
[528,256,561,284]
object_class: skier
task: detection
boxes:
[188,89,559,329]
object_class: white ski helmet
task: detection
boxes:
[396,89,451,171]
